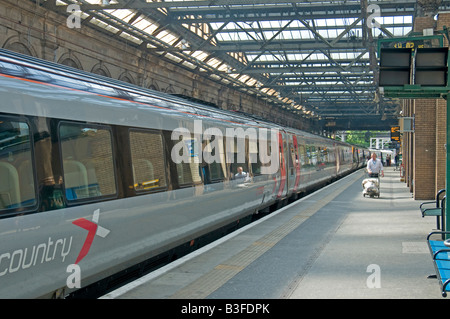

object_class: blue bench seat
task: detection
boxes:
[429,240,447,254]
[427,231,450,297]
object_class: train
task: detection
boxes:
[0,49,368,298]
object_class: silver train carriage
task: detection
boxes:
[0,49,368,298]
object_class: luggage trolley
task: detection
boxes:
[362,173,380,198]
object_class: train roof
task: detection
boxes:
[0,49,262,126]
[0,48,365,149]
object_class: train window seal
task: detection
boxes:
[128,128,169,195]
[0,114,39,218]
[58,121,119,205]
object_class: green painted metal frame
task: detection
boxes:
[378,34,450,234]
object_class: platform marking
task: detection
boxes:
[168,171,363,299]
[402,241,429,254]
[101,170,364,299]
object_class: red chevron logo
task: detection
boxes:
[72,209,110,264]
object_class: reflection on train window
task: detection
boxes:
[0,118,36,211]
[129,130,167,191]
[203,135,226,182]
[175,136,202,186]
[298,144,309,166]
[228,137,249,177]
[259,138,273,173]
[287,140,294,170]
[249,137,261,176]
[59,123,116,201]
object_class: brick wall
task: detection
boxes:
[413,99,437,199]
[404,13,449,200]
[411,16,432,199]
[413,16,436,32]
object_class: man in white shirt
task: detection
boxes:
[367,153,384,177]
[235,166,248,179]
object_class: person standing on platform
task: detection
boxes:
[367,153,384,178]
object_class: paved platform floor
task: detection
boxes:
[102,167,443,299]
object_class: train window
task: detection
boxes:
[129,130,167,191]
[287,139,294,170]
[259,137,274,174]
[321,147,329,165]
[174,135,202,186]
[204,136,227,181]
[0,118,36,212]
[228,136,249,178]
[306,145,311,161]
[249,137,262,176]
[59,123,117,202]
[298,142,310,167]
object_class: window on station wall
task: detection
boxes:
[59,122,117,202]
[129,130,167,192]
[0,117,36,213]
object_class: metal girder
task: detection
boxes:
[78,0,413,8]
[68,0,419,16]
[43,0,450,130]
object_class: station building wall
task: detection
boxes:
[401,13,449,199]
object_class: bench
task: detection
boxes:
[427,231,450,297]
[420,189,445,230]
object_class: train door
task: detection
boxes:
[292,135,301,192]
[277,131,287,198]
[352,146,358,169]
[286,134,296,193]
[335,143,340,175]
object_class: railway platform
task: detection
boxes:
[101,167,442,300]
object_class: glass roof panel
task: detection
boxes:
[132,16,159,34]
[156,30,179,45]
[119,32,142,44]
[191,51,209,61]
[53,0,421,120]
[105,9,137,23]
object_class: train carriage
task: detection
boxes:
[0,49,366,298]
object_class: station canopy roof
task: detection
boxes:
[45,0,450,130]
